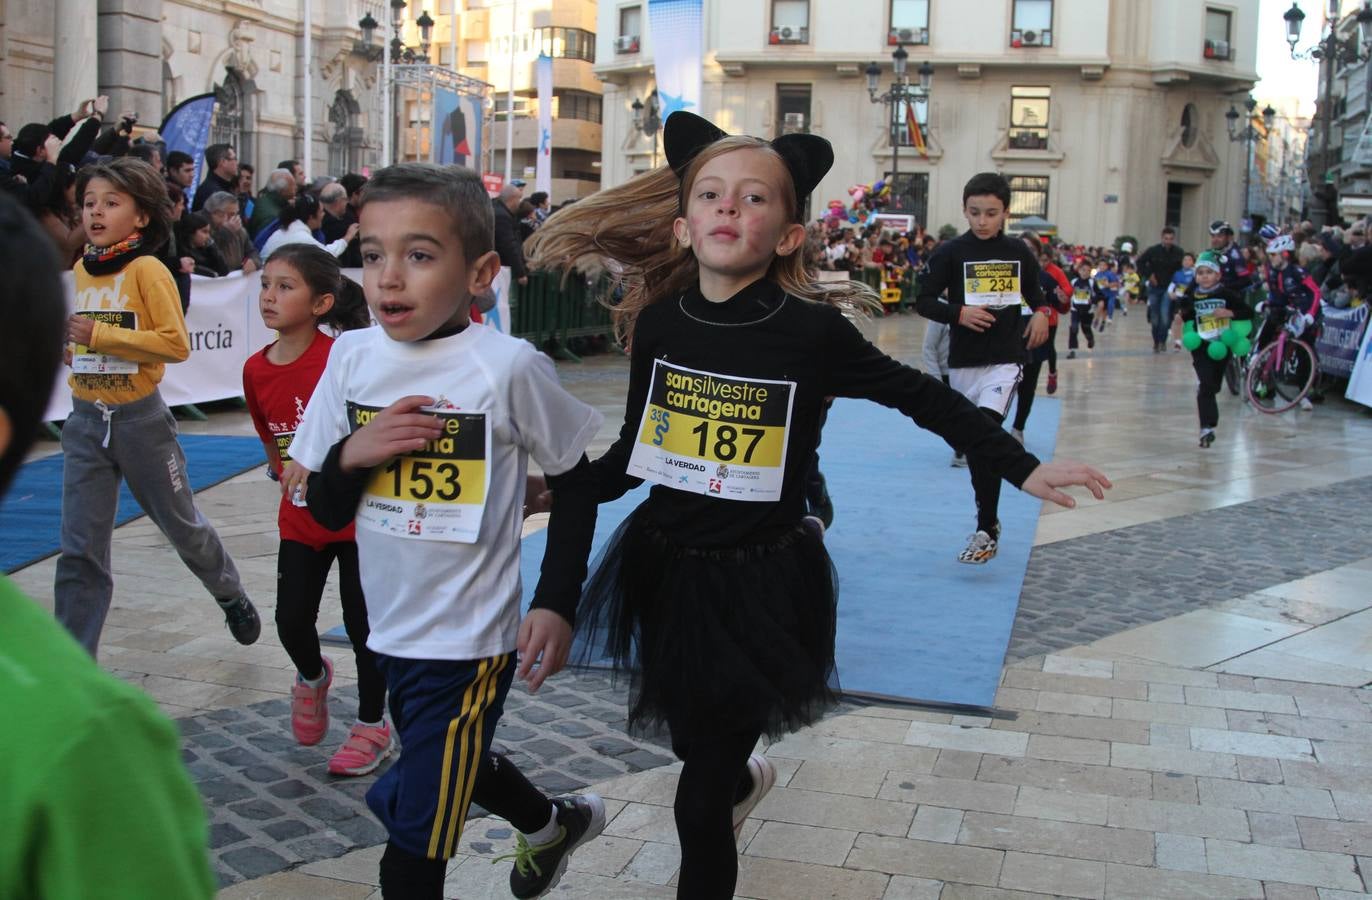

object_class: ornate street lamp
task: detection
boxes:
[865,46,933,212]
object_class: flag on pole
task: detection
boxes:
[160,93,217,191]
[535,55,553,195]
[906,102,928,159]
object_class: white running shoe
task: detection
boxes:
[957,528,999,564]
[732,754,777,838]
[1299,397,1314,411]
[950,452,968,468]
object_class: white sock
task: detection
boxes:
[356,719,384,729]
[521,804,561,846]
[298,668,328,687]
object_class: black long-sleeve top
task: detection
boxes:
[914,230,1044,368]
[591,279,1041,548]
[1176,283,1253,333]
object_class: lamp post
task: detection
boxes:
[1283,1,1372,222]
[864,47,932,212]
[1225,96,1277,232]
[630,90,662,169]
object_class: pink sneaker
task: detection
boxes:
[290,656,333,746]
[328,721,395,776]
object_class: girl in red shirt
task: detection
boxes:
[242,244,389,776]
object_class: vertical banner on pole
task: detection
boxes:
[647,0,702,124]
[433,86,471,166]
[160,93,218,192]
[535,55,553,196]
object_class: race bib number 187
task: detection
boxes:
[347,402,490,542]
[626,361,795,501]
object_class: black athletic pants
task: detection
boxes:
[968,407,1008,534]
[275,539,385,723]
[1068,308,1094,350]
[379,751,554,898]
[1013,360,1042,432]
[1192,349,1227,430]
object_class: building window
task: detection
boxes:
[617,6,642,53]
[777,83,811,135]
[533,27,596,62]
[1009,85,1050,150]
[889,0,929,45]
[1010,0,1052,47]
[467,40,488,63]
[328,90,362,175]
[1181,103,1198,147]
[554,89,603,123]
[1204,7,1233,60]
[211,68,245,150]
[893,95,929,146]
[770,0,809,44]
[1008,175,1049,220]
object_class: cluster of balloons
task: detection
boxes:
[823,180,896,227]
[1181,317,1254,360]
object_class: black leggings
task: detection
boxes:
[1013,360,1042,431]
[380,750,554,898]
[669,716,763,899]
[1068,308,1094,350]
[1192,349,1227,429]
[275,539,385,723]
[967,407,1008,533]
[1045,324,1058,374]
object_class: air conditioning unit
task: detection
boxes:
[1010,131,1048,150]
[1204,39,1231,60]
[888,26,929,45]
[615,34,640,53]
[782,112,807,133]
[769,25,808,44]
[1021,30,1042,46]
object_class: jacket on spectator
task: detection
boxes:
[192,171,237,212]
[491,198,527,278]
[1135,242,1186,289]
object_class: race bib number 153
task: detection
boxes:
[347,402,490,542]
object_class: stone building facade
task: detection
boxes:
[593,0,1261,246]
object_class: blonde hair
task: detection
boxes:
[526,135,878,343]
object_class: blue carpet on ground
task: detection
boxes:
[519,396,1061,710]
[0,434,266,574]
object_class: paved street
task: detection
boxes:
[13,308,1372,898]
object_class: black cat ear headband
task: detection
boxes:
[663,111,833,209]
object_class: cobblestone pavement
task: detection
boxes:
[1011,475,1372,660]
[195,476,1372,887]
[194,675,676,887]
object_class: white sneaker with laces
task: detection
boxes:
[1299,397,1313,411]
[957,528,999,564]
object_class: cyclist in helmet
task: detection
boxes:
[1260,234,1321,410]
[1208,220,1252,293]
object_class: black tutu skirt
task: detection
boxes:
[575,506,839,740]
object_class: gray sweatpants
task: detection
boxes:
[55,390,244,655]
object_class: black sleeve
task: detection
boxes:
[1176,289,1195,322]
[304,436,371,531]
[57,117,102,167]
[528,455,598,626]
[1020,248,1043,306]
[914,247,958,323]
[588,320,655,502]
[91,125,128,157]
[822,309,1041,487]
[204,243,230,277]
[1135,246,1154,282]
[1228,288,1254,321]
[47,114,76,142]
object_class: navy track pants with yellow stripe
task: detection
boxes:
[367,652,514,859]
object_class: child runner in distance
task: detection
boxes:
[2,191,216,900]
[527,113,1110,898]
[1034,240,1071,396]
[915,171,1061,564]
[1120,259,1142,313]
[1009,231,1069,444]
[1177,250,1252,448]
[1168,252,1196,351]
[57,156,260,656]
[243,244,392,775]
[1093,257,1120,332]
[1066,256,1101,359]
[288,164,606,900]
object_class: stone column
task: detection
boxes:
[54,0,99,119]
[97,0,164,126]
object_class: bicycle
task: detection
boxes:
[1244,311,1320,414]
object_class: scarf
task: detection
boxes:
[81,231,156,276]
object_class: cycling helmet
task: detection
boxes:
[1209,220,1235,236]
[1258,223,1281,241]
[1266,234,1295,254]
